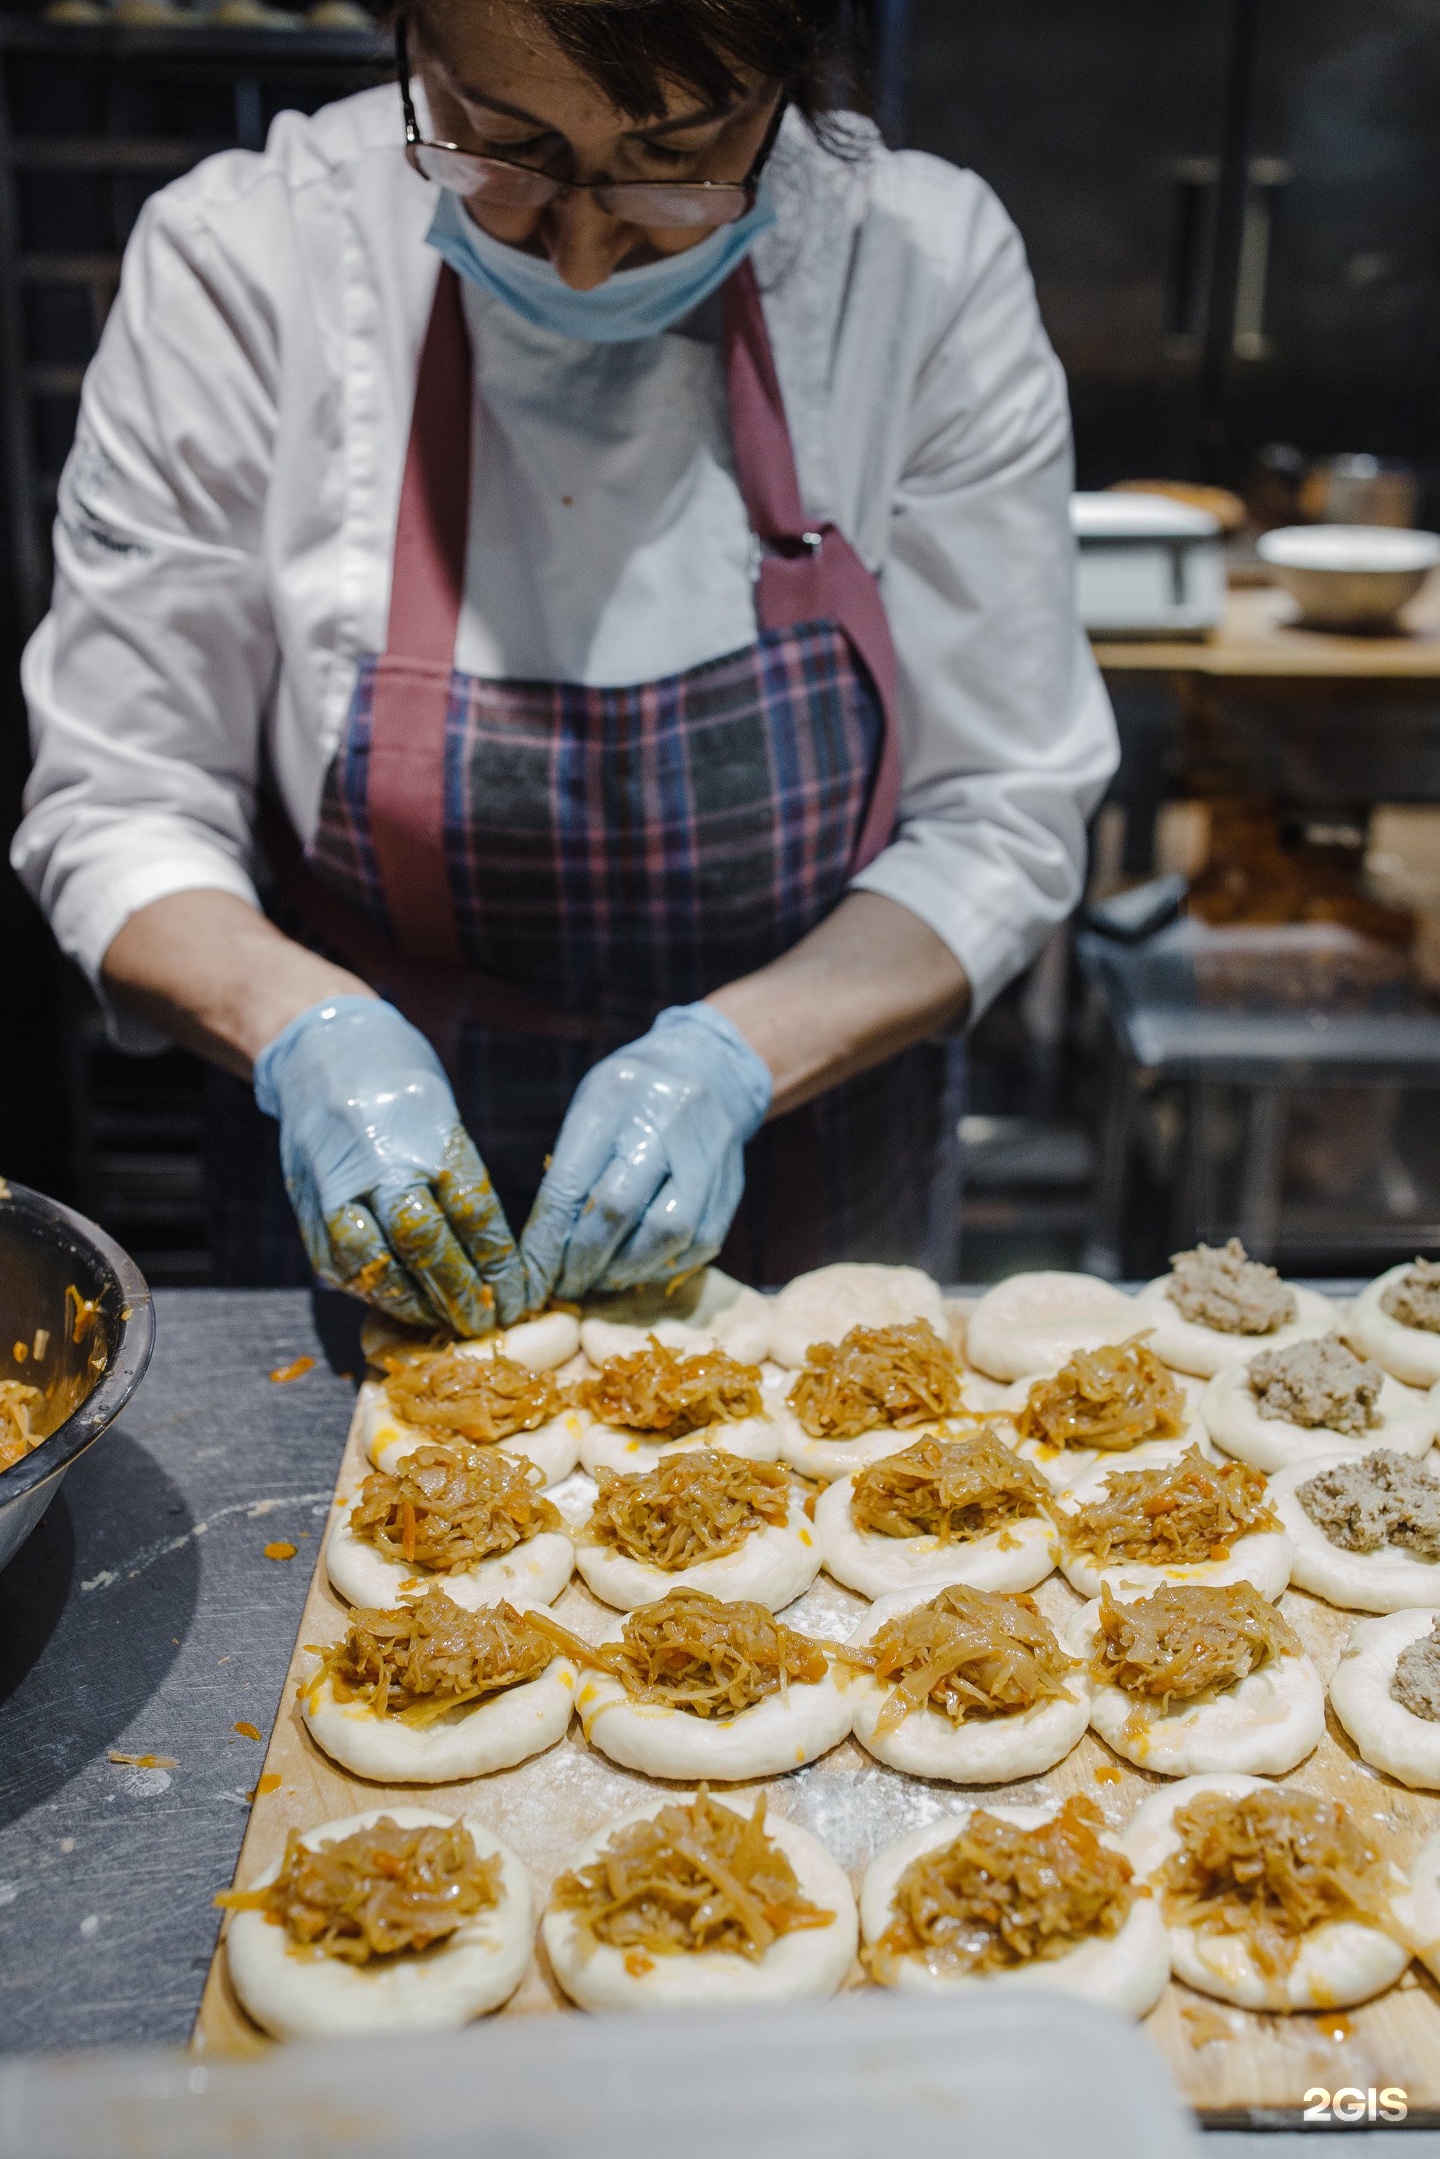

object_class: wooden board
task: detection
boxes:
[193,1348,1440,2125]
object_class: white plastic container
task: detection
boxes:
[1071,491,1225,637]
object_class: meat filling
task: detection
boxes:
[583,1450,792,1571]
[1391,1617,1440,1722]
[1015,1339,1186,1453]
[840,1583,1076,1736]
[850,1431,1050,1545]
[1381,1258,1440,1335]
[873,1796,1135,1980]
[574,1339,762,1441]
[550,1789,833,1960]
[1296,1449,1440,1562]
[533,1587,828,1719]
[787,1319,966,1440]
[385,1347,563,1445]
[1159,1787,1395,1976]
[349,1441,561,1573]
[1166,1239,1296,1335]
[218,1817,503,1963]
[316,1585,557,1723]
[1063,1446,1279,1568]
[1248,1337,1383,1435]
[1088,1580,1299,1708]
[0,1379,43,1472]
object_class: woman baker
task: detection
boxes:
[14,0,1116,1334]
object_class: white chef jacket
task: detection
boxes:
[13,87,1118,1051]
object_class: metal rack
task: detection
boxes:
[0,16,386,1279]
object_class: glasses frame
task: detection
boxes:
[395,17,785,229]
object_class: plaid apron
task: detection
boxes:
[228,262,959,1288]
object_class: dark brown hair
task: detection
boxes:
[419,0,873,133]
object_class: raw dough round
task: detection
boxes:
[767,1264,946,1371]
[325,1503,575,1613]
[578,1411,780,1481]
[574,1618,850,1780]
[1267,1454,1440,1613]
[1200,1361,1440,1474]
[1013,1431,1209,1495]
[816,1473,1057,1600]
[226,1806,533,2038]
[360,1381,586,1489]
[860,1805,1169,2016]
[1122,1773,1409,2010]
[300,1652,577,1784]
[361,1310,580,1375]
[964,1273,1139,1384]
[1128,1279,1335,1379]
[1054,1459,1292,1603]
[846,1589,1089,1781]
[768,1381,958,1485]
[580,1317,716,1366]
[574,1483,821,1613]
[1401,1824,1440,1983]
[1346,1265,1440,1388]
[1330,1610,1440,1790]
[542,1796,857,2009]
[1062,1600,1323,1778]
[581,1268,770,1365]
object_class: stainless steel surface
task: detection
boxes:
[0,1181,154,1572]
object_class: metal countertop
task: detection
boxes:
[0,1288,357,2055]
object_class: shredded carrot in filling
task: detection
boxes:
[583,1450,792,1571]
[873,1796,1135,1980]
[0,1379,43,1473]
[385,1346,563,1444]
[573,1338,762,1440]
[348,1441,560,1574]
[533,1587,829,1719]
[1088,1579,1299,1708]
[1015,1339,1185,1453]
[217,1817,502,1962]
[850,1431,1050,1544]
[550,1788,832,1959]
[787,1319,967,1440]
[838,1583,1076,1737]
[1159,1787,1397,1976]
[1062,1446,1278,1567]
[315,1585,557,1723]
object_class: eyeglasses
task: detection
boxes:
[396,19,782,232]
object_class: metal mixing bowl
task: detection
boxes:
[0,1181,154,1575]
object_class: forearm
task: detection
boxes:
[707,891,970,1119]
[101,890,373,1081]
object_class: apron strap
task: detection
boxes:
[722,259,902,875]
[366,263,471,965]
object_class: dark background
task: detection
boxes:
[2,0,1438,1277]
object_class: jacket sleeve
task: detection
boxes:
[845,158,1118,1019]
[11,164,281,1043]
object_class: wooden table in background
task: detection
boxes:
[1093,569,1440,682]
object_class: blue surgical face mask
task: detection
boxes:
[425,183,777,344]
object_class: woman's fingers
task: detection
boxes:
[553,1138,671,1301]
[324,1201,437,1327]
[434,1127,530,1326]
[373,1182,501,1338]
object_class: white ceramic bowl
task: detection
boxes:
[1257,524,1440,631]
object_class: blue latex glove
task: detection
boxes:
[521,1003,772,1304]
[254,996,528,1336]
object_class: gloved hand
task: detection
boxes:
[254,995,527,1336]
[521,1002,772,1305]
